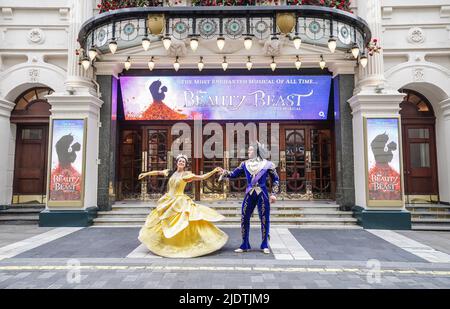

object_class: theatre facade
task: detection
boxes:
[0,0,449,230]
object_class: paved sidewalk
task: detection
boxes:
[0,226,449,289]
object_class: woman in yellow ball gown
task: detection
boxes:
[137,154,228,258]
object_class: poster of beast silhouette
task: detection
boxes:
[364,117,403,207]
[47,119,86,206]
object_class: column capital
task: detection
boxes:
[46,92,103,118]
[0,98,15,118]
[348,90,406,116]
[95,62,124,79]
[328,61,356,78]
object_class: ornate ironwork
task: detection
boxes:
[79,5,371,57]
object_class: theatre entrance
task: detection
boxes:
[117,122,335,201]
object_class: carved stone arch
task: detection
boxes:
[11,87,53,123]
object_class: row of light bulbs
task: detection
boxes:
[82,35,368,70]
[102,54,332,72]
[109,33,362,57]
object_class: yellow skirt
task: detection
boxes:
[138,194,228,258]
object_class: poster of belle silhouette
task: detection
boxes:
[366,118,403,204]
[48,119,85,203]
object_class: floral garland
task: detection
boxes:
[97,0,352,13]
[367,38,382,56]
[286,0,352,12]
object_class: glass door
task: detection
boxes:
[281,126,334,200]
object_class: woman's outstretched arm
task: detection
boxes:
[182,167,222,183]
[138,169,169,180]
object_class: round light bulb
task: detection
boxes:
[351,43,360,59]
[360,55,368,68]
[270,57,276,71]
[81,57,91,71]
[148,57,155,71]
[328,37,337,53]
[198,57,204,71]
[88,48,98,61]
[217,37,225,51]
[222,57,228,71]
[295,57,302,70]
[319,56,326,70]
[108,40,118,54]
[142,37,151,51]
[246,57,252,71]
[124,57,131,71]
[293,36,302,50]
[173,57,180,71]
[163,36,172,50]
[244,37,252,50]
[190,37,199,52]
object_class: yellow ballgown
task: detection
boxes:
[138,170,228,258]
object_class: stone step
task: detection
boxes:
[411,224,450,231]
[111,205,340,211]
[406,204,450,210]
[0,208,42,214]
[92,224,363,229]
[411,218,450,223]
[410,212,450,218]
[93,216,357,225]
[0,215,39,224]
[97,210,353,218]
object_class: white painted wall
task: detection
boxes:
[381,0,450,203]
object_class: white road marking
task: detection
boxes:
[0,227,83,261]
[367,229,450,263]
[270,228,313,260]
[126,244,161,259]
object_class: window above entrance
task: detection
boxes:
[11,87,53,123]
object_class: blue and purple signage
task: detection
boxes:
[120,75,331,120]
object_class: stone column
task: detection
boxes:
[40,0,103,226]
[333,75,355,210]
[0,99,15,208]
[65,0,96,95]
[438,99,450,204]
[97,75,119,211]
[348,0,409,229]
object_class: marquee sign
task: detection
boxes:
[120,75,332,121]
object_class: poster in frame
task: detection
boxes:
[364,117,404,207]
[46,118,87,208]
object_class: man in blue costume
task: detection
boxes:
[220,142,280,254]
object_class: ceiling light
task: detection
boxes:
[222,56,228,71]
[124,56,131,70]
[148,56,155,71]
[295,55,302,70]
[142,37,151,51]
[198,56,204,72]
[173,56,180,71]
[217,36,225,51]
[108,39,118,54]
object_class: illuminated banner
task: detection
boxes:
[48,119,86,207]
[365,118,403,207]
[120,75,331,120]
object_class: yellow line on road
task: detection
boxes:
[0,265,449,276]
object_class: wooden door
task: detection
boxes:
[118,129,142,200]
[402,125,438,195]
[281,126,334,200]
[13,125,48,203]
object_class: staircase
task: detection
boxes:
[94,200,359,228]
[0,204,45,225]
[406,203,450,231]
